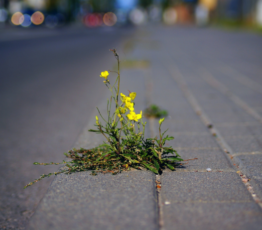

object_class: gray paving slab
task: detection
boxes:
[161,172,252,202]
[215,123,262,137]
[167,134,219,149]
[250,178,262,201]
[160,119,210,135]
[222,136,262,153]
[235,154,262,178]
[175,149,233,171]
[162,202,262,230]
[28,171,158,230]
[184,76,259,124]
[161,172,262,230]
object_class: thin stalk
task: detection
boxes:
[159,126,163,160]
[117,55,120,105]
[99,126,110,143]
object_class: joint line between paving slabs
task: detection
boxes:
[163,59,262,209]
[146,72,164,230]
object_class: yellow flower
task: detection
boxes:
[120,93,131,103]
[159,118,165,125]
[118,114,121,118]
[129,92,136,100]
[138,110,142,119]
[120,93,127,101]
[100,71,109,80]
[127,111,142,122]
[96,116,99,125]
[119,107,127,114]
[125,101,134,111]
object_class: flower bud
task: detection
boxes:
[159,118,165,125]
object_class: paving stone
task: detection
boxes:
[235,154,262,178]
[166,109,200,121]
[161,172,252,202]
[174,149,232,171]
[222,136,262,153]
[215,123,261,137]
[28,171,158,230]
[161,119,209,133]
[202,109,256,123]
[234,93,262,106]
[162,202,262,230]
[167,134,219,149]
[250,178,262,201]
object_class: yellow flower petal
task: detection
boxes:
[129,92,136,100]
[120,93,126,101]
[125,101,134,111]
[137,111,142,120]
[100,70,109,79]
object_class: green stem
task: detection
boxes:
[159,126,163,160]
[117,56,120,105]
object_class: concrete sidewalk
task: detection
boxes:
[28,26,262,230]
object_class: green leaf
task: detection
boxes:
[88,129,101,133]
[165,157,183,162]
[166,164,175,170]
[162,129,169,137]
[162,148,175,153]
[151,148,159,158]
[153,159,160,171]
[142,162,158,174]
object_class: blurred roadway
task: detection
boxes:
[0,26,134,230]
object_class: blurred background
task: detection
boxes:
[0,0,262,29]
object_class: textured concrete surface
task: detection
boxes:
[161,172,252,202]
[162,203,262,230]
[161,172,262,230]
[235,154,262,178]
[175,149,233,171]
[28,171,158,230]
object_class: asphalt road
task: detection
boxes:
[0,26,134,230]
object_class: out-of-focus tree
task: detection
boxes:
[88,0,115,12]
[138,0,153,8]
[46,0,61,11]
[161,0,192,10]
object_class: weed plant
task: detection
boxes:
[144,104,168,118]
[24,49,183,189]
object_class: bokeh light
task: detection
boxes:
[83,14,103,27]
[103,12,117,26]
[31,11,45,25]
[129,9,147,25]
[11,12,24,26]
[200,0,217,11]
[163,8,177,25]
[21,14,31,27]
